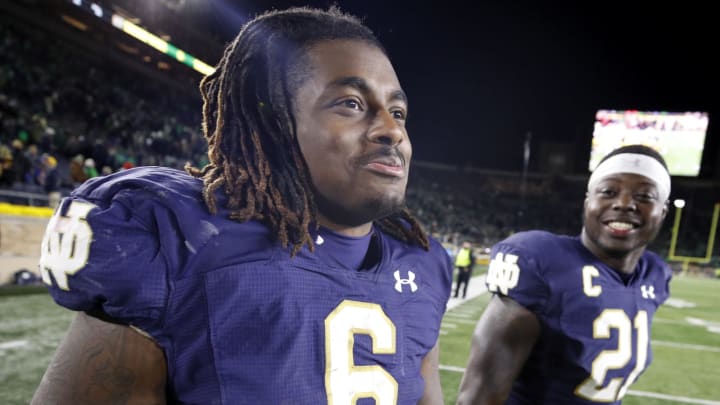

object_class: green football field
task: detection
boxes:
[1,273,719,405]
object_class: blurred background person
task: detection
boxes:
[454,241,475,299]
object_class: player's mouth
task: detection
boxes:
[359,149,406,178]
[365,157,404,177]
[603,220,639,237]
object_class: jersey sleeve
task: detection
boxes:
[39,168,205,336]
[485,232,551,314]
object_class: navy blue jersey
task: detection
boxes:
[485,230,672,404]
[39,166,454,404]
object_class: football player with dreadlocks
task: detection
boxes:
[33,6,452,404]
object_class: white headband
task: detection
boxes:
[588,153,671,201]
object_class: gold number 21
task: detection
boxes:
[575,309,649,402]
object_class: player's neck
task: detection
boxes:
[316,214,373,237]
[600,254,643,275]
[580,231,644,275]
[314,226,376,270]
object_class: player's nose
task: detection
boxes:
[368,110,404,146]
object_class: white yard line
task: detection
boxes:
[654,317,693,325]
[439,364,466,373]
[443,312,473,318]
[624,390,720,405]
[0,339,28,350]
[443,318,479,325]
[652,340,720,353]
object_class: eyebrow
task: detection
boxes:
[330,76,408,104]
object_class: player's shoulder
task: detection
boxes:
[69,166,272,264]
[642,249,668,265]
[378,226,453,281]
[642,249,673,281]
[43,166,274,316]
[426,233,452,260]
[494,230,571,255]
[486,231,562,303]
[72,166,202,208]
[377,227,454,311]
[379,222,449,263]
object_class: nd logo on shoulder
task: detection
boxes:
[39,201,96,291]
[486,252,520,295]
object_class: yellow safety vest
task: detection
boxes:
[455,248,472,267]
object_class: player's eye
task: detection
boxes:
[635,192,657,202]
[390,109,407,120]
[339,99,362,110]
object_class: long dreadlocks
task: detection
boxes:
[186,6,429,255]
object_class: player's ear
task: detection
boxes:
[661,199,669,220]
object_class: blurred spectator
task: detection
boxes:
[7,139,29,186]
[69,154,87,185]
[83,158,98,179]
[121,160,135,171]
[37,153,61,208]
[453,241,475,299]
[23,143,40,184]
[0,143,13,186]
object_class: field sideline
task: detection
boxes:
[1,272,719,404]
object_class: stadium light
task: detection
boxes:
[68,0,215,76]
[674,199,686,208]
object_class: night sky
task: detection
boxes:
[155,0,719,175]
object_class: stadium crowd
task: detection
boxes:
[0,21,206,199]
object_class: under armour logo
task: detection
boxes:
[394,270,418,293]
[641,285,655,299]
